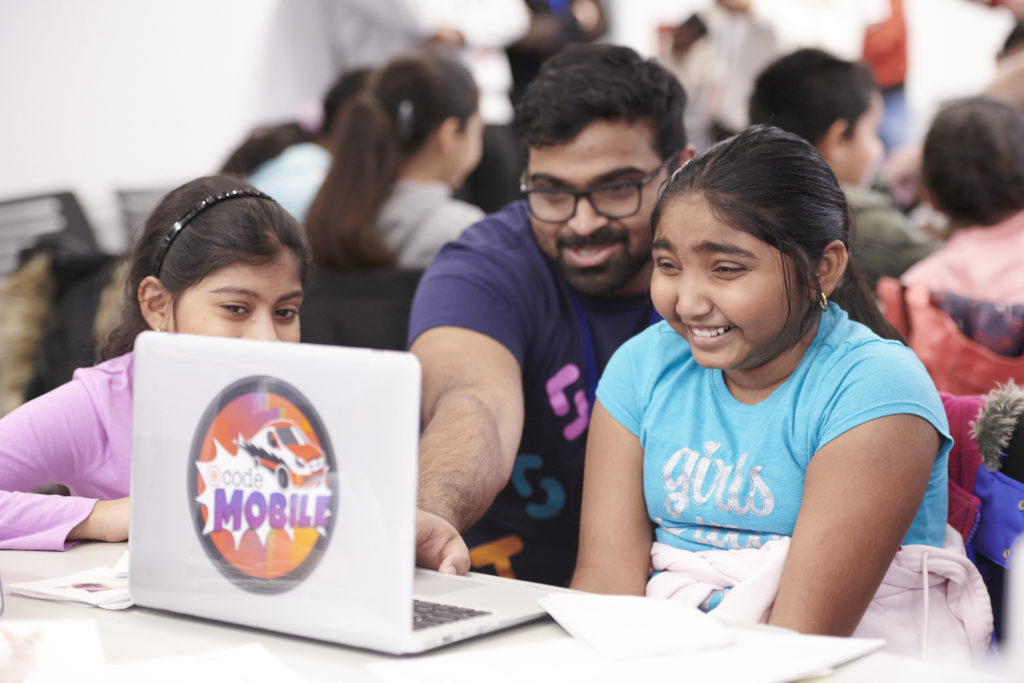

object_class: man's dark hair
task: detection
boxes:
[749,48,877,146]
[517,43,687,159]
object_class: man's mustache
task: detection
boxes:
[556,228,628,250]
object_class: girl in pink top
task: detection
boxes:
[901,96,1024,305]
[0,175,312,550]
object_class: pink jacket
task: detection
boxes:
[647,525,992,665]
[901,209,1024,306]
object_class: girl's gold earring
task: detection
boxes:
[818,291,828,312]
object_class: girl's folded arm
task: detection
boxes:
[0,491,100,550]
[571,400,652,596]
[0,362,128,549]
[768,413,939,636]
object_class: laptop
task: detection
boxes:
[129,331,557,654]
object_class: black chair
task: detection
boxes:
[116,187,170,242]
[299,268,424,351]
[1,230,121,413]
[0,191,96,277]
[0,192,109,413]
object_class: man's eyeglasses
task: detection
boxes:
[520,162,671,223]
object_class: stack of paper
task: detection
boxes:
[6,549,131,609]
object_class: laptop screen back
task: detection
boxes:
[129,332,421,651]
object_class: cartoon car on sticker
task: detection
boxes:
[235,419,327,489]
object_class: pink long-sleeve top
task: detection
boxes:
[901,208,1024,306]
[0,352,133,550]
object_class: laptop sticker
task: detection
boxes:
[188,376,337,592]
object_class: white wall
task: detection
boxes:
[0,1,335,252]
[904,0,1013,139]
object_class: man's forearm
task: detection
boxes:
[417,391,514,532]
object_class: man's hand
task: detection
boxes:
[416,509,470,575]
[68,497,130,542]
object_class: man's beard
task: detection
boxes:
[553,226,649,296]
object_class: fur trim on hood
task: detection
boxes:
[0,252,126,416]
[972,380,1024,472]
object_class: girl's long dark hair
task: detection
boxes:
[218,68,371,177]
[219,122,311,178]
[651,125,901,341]
[101,175,312,359]
[304,51,478,269]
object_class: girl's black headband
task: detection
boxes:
[152,188,275,276]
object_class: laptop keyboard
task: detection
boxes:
[412,599,491,630]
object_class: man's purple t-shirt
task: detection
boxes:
[408,201,657,586]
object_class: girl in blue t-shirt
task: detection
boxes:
[569,126,984,644]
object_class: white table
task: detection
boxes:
[0,542,1002,682]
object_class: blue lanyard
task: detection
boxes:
[570,293,661,416]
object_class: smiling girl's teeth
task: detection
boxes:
[691,326,732,338]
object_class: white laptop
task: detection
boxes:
[129,331,556,654]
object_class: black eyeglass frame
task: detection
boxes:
[519,160,674,223]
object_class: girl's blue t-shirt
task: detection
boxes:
[596,304,951,552]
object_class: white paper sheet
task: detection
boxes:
[367,627,885,683]
[539,592,735,658]
[6,549,132,609]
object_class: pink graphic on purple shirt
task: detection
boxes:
[545,363,589,441]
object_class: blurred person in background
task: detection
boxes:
[318,0,529,212]
[304,51,484,271]
[221,68,372,224]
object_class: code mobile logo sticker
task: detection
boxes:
[188,376,336,592]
